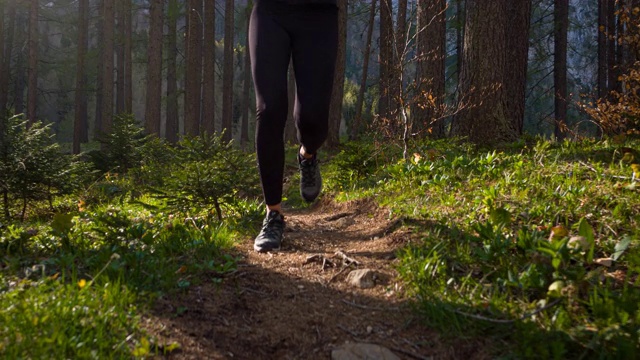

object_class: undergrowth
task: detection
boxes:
[326,136,640,359]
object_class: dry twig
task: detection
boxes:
[453,298,562,324]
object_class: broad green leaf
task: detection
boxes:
[578,218,595,262]
[489,207,511,226]
[612,236,632,261]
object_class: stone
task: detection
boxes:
[568,236,589,251]
[346,269,378,289]
[331,342,400,360]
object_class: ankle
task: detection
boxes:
[267,204,282,214]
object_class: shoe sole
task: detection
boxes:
[253,244,281,253]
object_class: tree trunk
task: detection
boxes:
[351,0,376,140]
[598,0,608,98]
[327,0,347,148]
[73,0,89,154]
[102,0,115,135]
[184,0,202,136]
[378,0,392,123]
[166,0,179,143]
[14,6,25,115]
[607,0,616,94]
[241,0,253,149]
[415,0,446,138]
[145,0,163,136]
[451,0,517,146]
[0,2,16,112]
[378,0,392,126]
[504,0,531,135]
[116,0,125,114]
[0,2,4,109]
[202,0,216,134]
[554,0,568,140]
[390,0,407,127]
[27,0,38,123]
[221,0,235,142]
[94,0,104,137]
[124,0,132,114]
[285,60,296,144]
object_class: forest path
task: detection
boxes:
[144,198,483,359]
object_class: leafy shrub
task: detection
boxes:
[153,133,260,220]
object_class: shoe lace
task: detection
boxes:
[261,215,284,238]
[300,159,317,187]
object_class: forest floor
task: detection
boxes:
[143,198,488,359]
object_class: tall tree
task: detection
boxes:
[241,0,253,148]
[378,0,393,128]
[607,0,616,94]
[327,0,347,147]
[451,0,517,145]
[145,0,163,136]
[598,0,608,98]
[1,2,4,107]
[414,0,446,138]
[94,0,104,137]
[285,61,296,143]
[124,0,132,113]
[390,0,407,126]
[554,0,568,140]
[351,0,376,140]
[184,0,202,136]
[115,0,125,114]
[102,0,115,135]
[27,0,38,123]
[221,0,234,142]
[73,0,89,154]
[504,0,531,135]
[14,8,25,115]
[0,1,16,112]
[202,0,216,134]
[166,0,179,143]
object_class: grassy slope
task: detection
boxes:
[325,137,640,359]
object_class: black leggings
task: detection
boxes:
[249,0,338,206]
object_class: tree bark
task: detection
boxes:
[202,0,216,134]
[0,2,15,112]
[451,0,517,146]
[505,0,531,135]
[390,0,407,126]
[0,2,4,109]
[27,0,38,123]
[351,0,376,140]
[285,60,296,144]
[221,0,235,142]
[14,8,25,115]
[327,0,347,148]
[145,0,163,136]
[554,0,568,140]
[116,0,125,114]
[415,0,446,138]
[124,0,132,114]
[94,0,104,137]
[378,0,392,126]
[73,0,89,154]
[607,0,616,94]
[597,0,608,98]
[241,0,253,148]
[184,0,202,136]
[102,0,115,135]
[166,0,179,143]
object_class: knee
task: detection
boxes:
[256,95,288,125]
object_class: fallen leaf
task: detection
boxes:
[594,258,613,267]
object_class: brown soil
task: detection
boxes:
[144,198,487,359]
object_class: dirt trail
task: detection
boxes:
[145,199,483,359]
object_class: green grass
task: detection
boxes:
[325,137,640,359]
[1,187,246,358]
[0,276,140,359]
